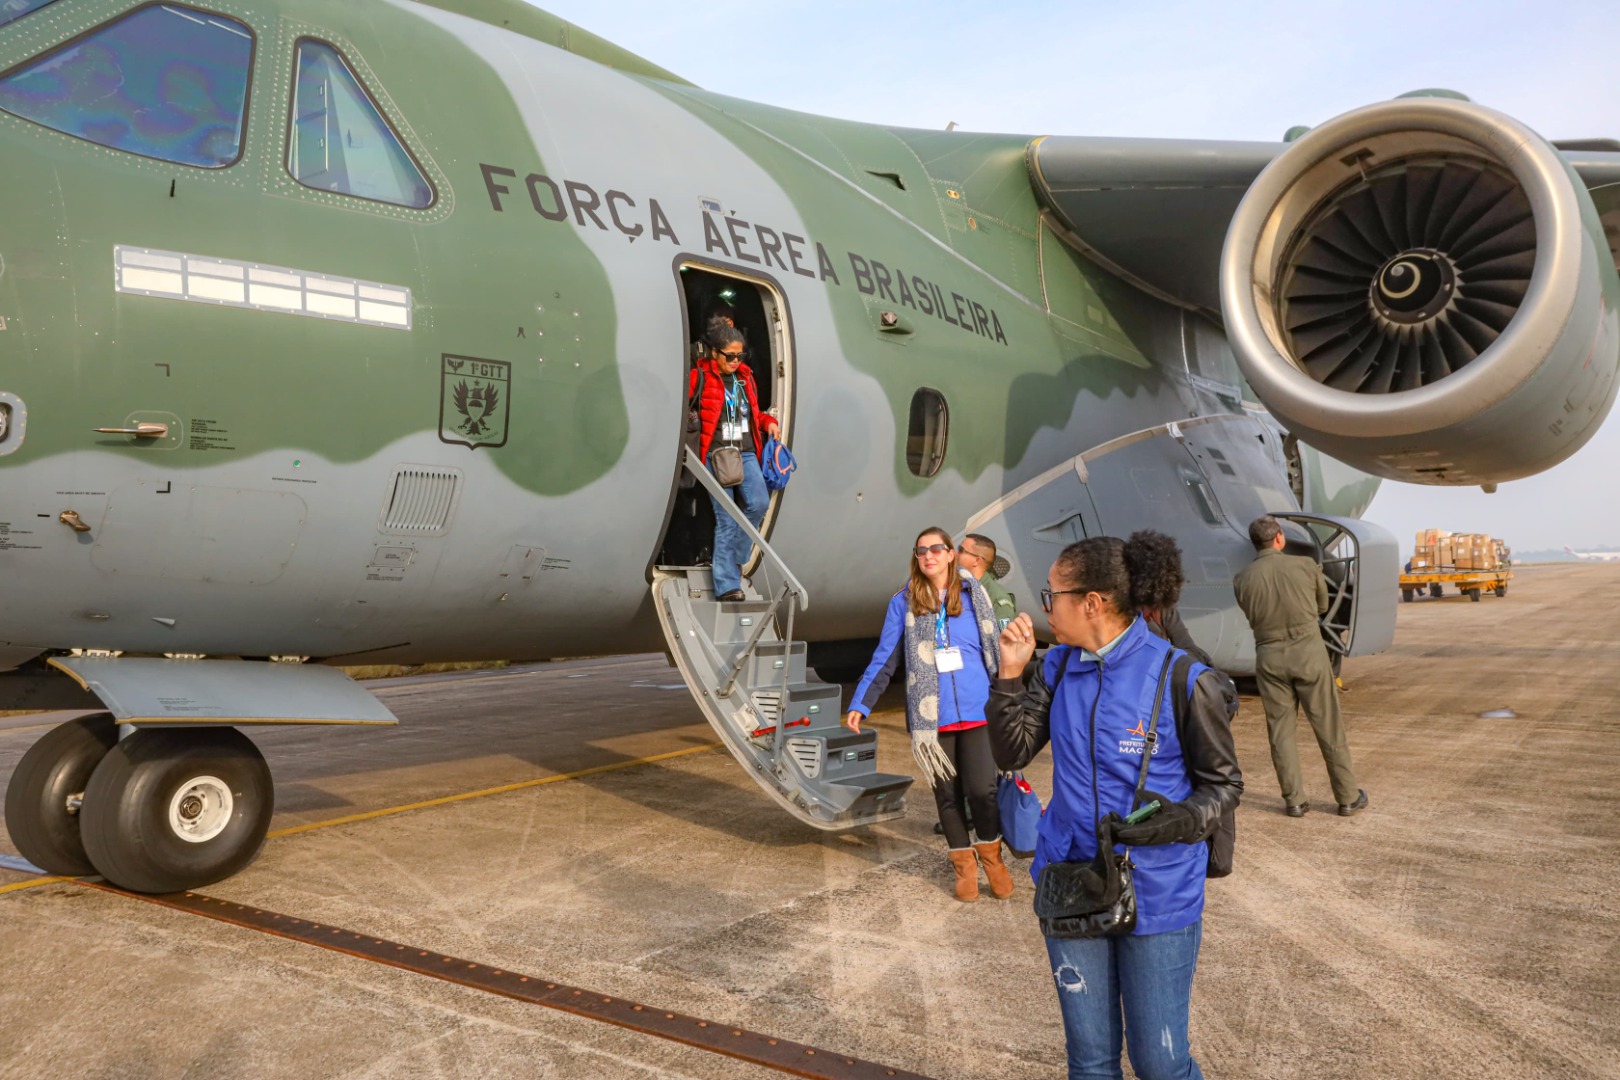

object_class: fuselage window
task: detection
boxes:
[906,388,949,477]
[0,4,253,168]
[287,39,433,209]
[0,0,60,30]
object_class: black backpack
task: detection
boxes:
[1169,652,1238,878]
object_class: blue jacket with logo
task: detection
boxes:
[986,618,1243,936]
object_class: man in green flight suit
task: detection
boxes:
[1233,515,1368,818]
[959,533,1017,629]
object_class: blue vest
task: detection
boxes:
[1034,619,1209,936]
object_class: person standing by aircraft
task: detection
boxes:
[1232,516,1367,819]
[958,533,1018,630]
[843,528,1015,903]
[988,537,1242,1080]
[689,326,778,603]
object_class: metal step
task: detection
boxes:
[653,570,912,831]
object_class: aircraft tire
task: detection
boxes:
[80,727,273,894]
[3,713,118,876]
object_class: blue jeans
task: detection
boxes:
[708,446,768,595]
[1044,921,1205,1080]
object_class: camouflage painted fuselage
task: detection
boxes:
[0,0,1372,670]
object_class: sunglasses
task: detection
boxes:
[1040,587,1086,613]
[913,543,952,557]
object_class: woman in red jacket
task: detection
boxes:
[689,327,778,602]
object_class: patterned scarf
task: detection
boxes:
[903,569,1002,786]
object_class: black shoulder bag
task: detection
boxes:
[1033,649,1175,939]
[1170,653,1238,878]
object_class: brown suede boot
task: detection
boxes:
[974,839,1015,900]
[947,848,981,902]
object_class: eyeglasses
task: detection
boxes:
[1040,587,1087,613]
[913,543,952,557]
[717,351,745,362]
[957,548,984,562]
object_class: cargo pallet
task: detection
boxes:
[1399,569,1512,603]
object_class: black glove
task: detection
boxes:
[1113,789,1201,847]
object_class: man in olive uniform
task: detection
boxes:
[1233,516,1368,818]
[959,533,1017,629]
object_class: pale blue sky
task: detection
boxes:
[534,1,1620,550]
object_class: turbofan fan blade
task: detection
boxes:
[1437,170,1517,251]
[1404,165,1445,248]
[1293,237,1380,277]
[1453,295,1518,333]
[1419,326,1453,384]
[1311,211,1390,267]
[1422,164,1480,247]
[1370,174,1411,250]
[1342,188,1399,254]
[1285,294,1365,331]
[1461,248,1536,282]
[1446,305,1501,355]
[1454,217,1535,271]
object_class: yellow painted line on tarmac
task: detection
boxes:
[267,742,721,840]
[0,875,71,895]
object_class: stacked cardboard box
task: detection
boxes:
[1411,530,1505,572]
[1412,529,1453,570]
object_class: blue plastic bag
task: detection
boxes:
[761,435,796,491]
[997,772,1043,857]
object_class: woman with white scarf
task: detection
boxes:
[843,526,1012,902]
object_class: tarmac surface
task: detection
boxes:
[2,563,1617,1079]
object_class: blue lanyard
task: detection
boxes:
[935,606,950,648]
[724,378,742,422]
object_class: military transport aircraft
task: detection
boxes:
[2,0,1618,894]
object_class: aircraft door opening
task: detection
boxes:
[656,262,794,569]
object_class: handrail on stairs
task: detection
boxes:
[683,446,810,611]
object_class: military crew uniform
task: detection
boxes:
[980,573,1017,630]
[1232,547,1360,811]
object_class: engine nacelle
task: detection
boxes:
[1221,98,1620,485]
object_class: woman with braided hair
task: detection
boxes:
[1123,529,1214,667]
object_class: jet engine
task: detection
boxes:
[1221,98,1620,485]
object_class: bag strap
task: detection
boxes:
[688,367,706,411]
[1170,652,1195,746]
[1133,649,1178,806]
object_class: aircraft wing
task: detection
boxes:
[1027,135,1620,320]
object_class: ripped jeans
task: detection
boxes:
[1044,920,1204,1080]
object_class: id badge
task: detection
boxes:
[935,646,964,673]
[721,421,743,442]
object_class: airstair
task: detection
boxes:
[653,448,912,829]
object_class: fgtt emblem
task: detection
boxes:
[439,354,510,450]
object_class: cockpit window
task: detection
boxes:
[0,0,60,30]
[287,40,433,209]
[0,4,252,167]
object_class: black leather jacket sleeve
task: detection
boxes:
[986,656,1243,839]
[1180,668,1244,836]
[986,665,1054,772]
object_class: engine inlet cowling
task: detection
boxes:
[1221,98,1620,485]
